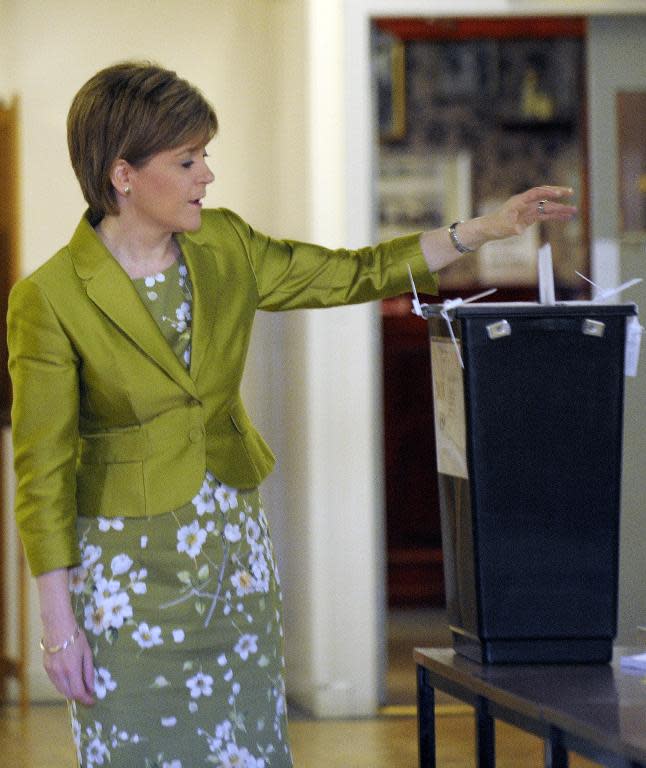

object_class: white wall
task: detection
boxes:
[1,0,307,702]
[0,0,10,97]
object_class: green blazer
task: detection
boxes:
[7,208,437,576]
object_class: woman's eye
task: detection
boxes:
[182,160,194,169]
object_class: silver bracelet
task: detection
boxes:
[40,625,80,654]
[448,221,475,254]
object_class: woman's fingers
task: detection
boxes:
[496,185,577,236]
[43,631,95,706]
[523,185,578,219]
[82,639,96,699]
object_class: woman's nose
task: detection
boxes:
[202,160,215,185]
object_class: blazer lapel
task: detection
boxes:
[179,234,219,381]
[68,215,197,396]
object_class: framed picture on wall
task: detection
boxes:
[373,29,406,142]
[617,91,646,234]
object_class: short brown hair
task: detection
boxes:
[67,61,218,222]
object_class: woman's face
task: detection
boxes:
[123,142,215,234]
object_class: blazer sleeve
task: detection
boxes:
[7,277,81,576]
[218,209,439,311]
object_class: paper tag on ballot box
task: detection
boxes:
[625,314,643,377]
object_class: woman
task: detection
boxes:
[7,61,576,767]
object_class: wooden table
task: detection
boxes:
[415,647,646,768]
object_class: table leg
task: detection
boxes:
[475,696,495,768]
[417,665,436,768]
[544,728,568,768]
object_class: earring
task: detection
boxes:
[123,186,131,195]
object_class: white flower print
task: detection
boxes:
[231,569,254,597]
[140,535,148,549]
[215,484,238,512]
[177,520,207,558]
[216,742,265,768]
[161,716,177,728]
[81,544,102,569]
[145,272,166,287]
[110,553,133,576]
[245,517,261,543]
[128,568,148,595]
[199,718,233,754]
[186,670,214,699]
[172,628,185,643]
[234,634,258,661]
[71,709,82,764]
[84,602,105,636]
[224,523,242,543]
[86,736,109,765]
[192,479,216,516]
[93,574,120,605]
[97,517,124,532]
[132,622,163,649]
[94,667,117,700]
[162,761,182,768]
[144,272,166,301]
[174,301,191,333]
[101,591,133,629]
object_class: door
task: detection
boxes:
[375,17,589,608]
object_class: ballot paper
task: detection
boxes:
[538,243,556,304]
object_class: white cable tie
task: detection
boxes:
[441,288,497,369]
[575,271,642,303]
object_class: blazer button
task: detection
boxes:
[189,426,204,443]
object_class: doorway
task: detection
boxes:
[372,16,589,705]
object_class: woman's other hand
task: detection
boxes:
[37,568,95,705]
[41,623,95,706]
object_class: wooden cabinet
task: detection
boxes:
[382,297,444,606]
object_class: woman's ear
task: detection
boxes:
[110,159,133,199]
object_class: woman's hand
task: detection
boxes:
[480,185,578,241]
[41,622,95,706]
[37,568,95,706]
[420,185,577,273]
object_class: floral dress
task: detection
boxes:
[68,258,293,768]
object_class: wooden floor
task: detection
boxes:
[0,702,602,767]
[0,610,600,766]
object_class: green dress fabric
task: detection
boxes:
[68,258,292,768]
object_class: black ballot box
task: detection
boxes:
[427,302,637,664]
